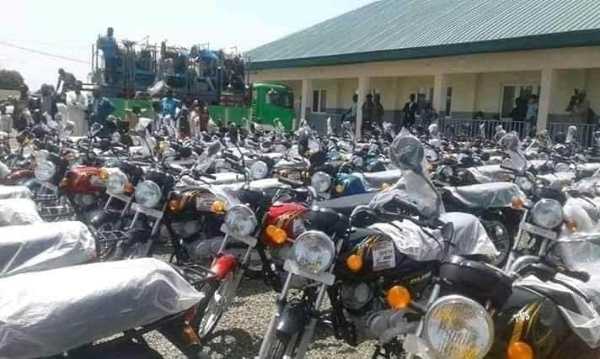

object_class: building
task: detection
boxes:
[247,0,600,139]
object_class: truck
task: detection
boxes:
[91,31,296,131]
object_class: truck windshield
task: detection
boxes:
[267,90,293,109]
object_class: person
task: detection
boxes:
[96,27,119,84]
[568,90,594,125]
[402,94,417,129]
[0,104,11,133]
[176,105,190,138]
[56,69,77,96]
[361,93,375,133]
[525,95,539,136]
[373,93,384,129]
[40,84,58,119]
[511,95,528,123]
[89,89,115,137]
[160,89,180,133]
[65,82,88,136]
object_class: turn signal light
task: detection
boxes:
[124,182,134,194]
[265,225,288,245]
[512,197,525,210]
[507,341,534,359]
[565,219,578,233]
[386,285,411,310]
[98,168,110,181]
[211,200,226,214]
[346,254,363,272]
[168,197,186,213]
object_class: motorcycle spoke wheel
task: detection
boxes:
[197,274,237,339]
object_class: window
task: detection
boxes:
[501,85,540,118]
[312,89,327,113]
[266,89,293,108]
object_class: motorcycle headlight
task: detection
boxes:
[424,295,493,359]
[292,231,335,274]
[515,176,533,192]
[134,180,162,208]
[107,169,128,195]
[311,171,332,193]
[250,160,269,180]
[35,160,56,182]
[531,199,563,229]
[224,204,257,237]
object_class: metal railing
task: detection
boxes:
[548,122,596,148]
[438,118,531,141]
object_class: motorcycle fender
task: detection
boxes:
[210,254,238,280]
[275,303,308,337]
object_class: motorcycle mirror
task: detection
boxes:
[390,135,425,172]
[90,123,103,137]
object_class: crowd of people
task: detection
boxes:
[341,92,437,134]
[0,73,213,142]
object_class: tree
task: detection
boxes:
[0,69,25,90]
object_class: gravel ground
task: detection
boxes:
[140,277,375,359]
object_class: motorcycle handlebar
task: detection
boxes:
[277,176,304,188]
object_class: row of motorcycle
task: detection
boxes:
[1,119,600,359]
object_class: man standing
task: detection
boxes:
[66,82,88,136]
[160,89,180,132]
[526,95,539,136]
[362,93,375,133]
[373,93,385,129]
[97,27,119,84]
[403,94,417,129]
[90,89,115,137]
[56,69,77,96]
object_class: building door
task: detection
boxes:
[501,85,540,119]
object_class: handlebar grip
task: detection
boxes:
[562,268,590,283]
[202,173,217,180]
[277,176,304,188]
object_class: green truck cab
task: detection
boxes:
[208,82,296,131]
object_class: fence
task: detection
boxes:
[548,122,596,148]
[438,118,531,141]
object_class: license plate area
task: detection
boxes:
[521,222,557,240]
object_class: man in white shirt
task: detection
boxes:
[65,82,88,136]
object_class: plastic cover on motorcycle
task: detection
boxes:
[466,165,513,183]
[0,198,42,226]
[369,211,498,262]
[0,258,204,359]
[445,182,524,208]
[0,185,31,199]
[0,221,96,278]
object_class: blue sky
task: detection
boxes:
[0,0,374,90]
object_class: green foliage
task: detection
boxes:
[0,69,25,90]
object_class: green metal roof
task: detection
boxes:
[247,0,600,70]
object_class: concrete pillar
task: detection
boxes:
[356,76,370,139]
[433,73,448,116]
[300,79,312,124]
[538,68,555,134]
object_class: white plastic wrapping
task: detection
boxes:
[0,185,31,199]
[467,165,513,183]
[356,169,403,190]
[0,258,204,359]
[445,183,524,208]
[0,221,96,278]
[370,212,498,262]
[0,198,42,226]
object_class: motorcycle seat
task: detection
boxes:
[306,206,349,237]
[0,221,96,278]
[444,182,523,209]
[0,258,204,359]
[357,169,403,189]
[467,165,513,183]
[0,198,43,226]
[315,192,378,217]
[0,185,31,200]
